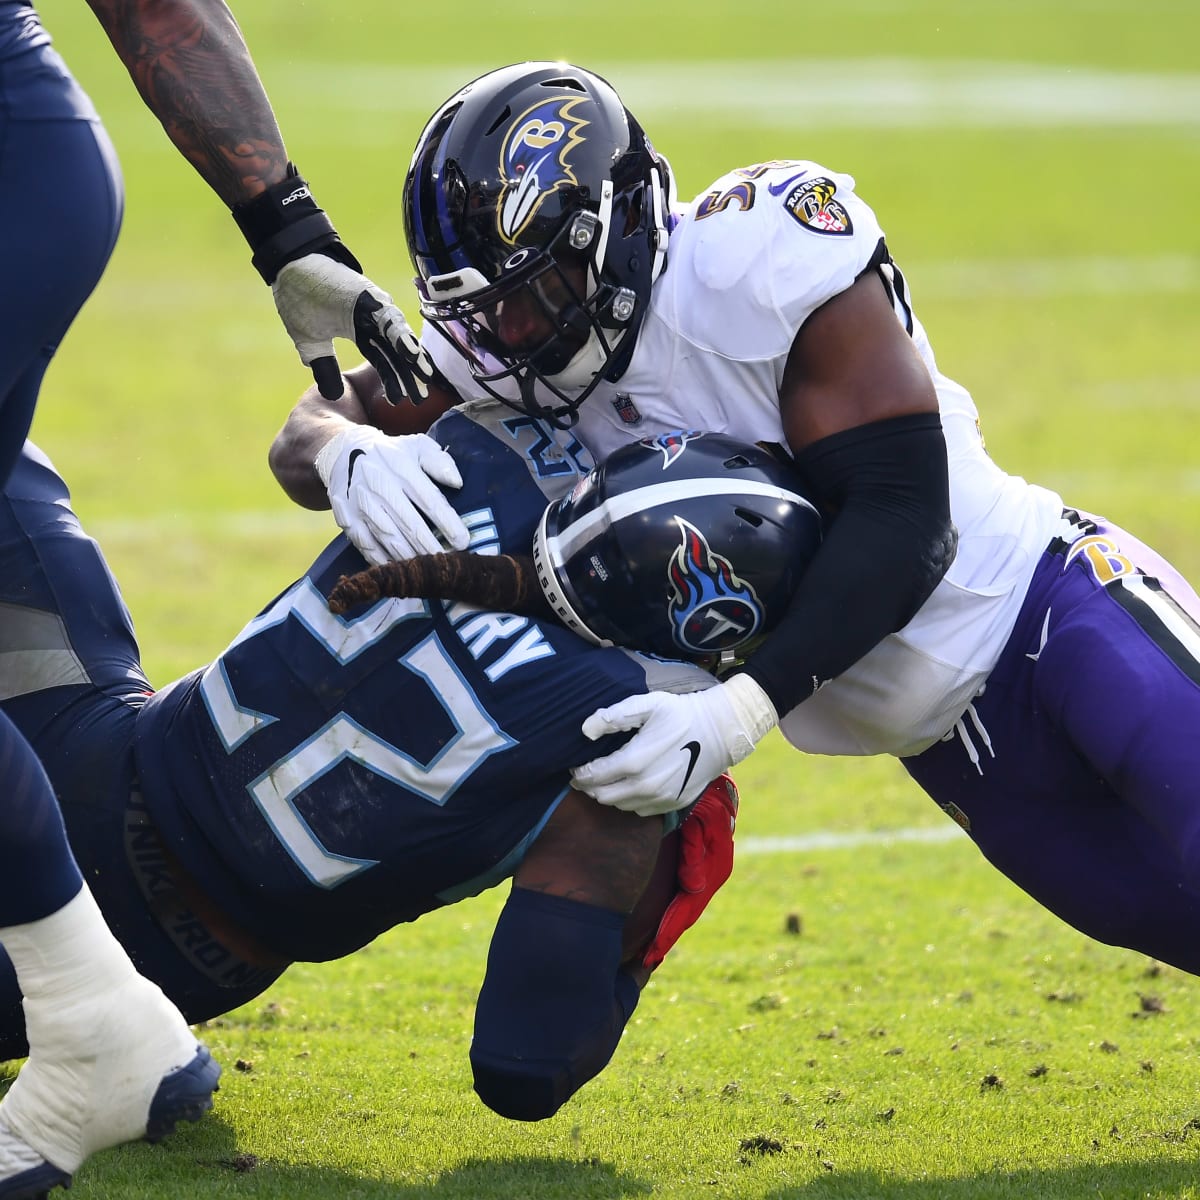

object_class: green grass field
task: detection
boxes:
[9,1,1200,1196]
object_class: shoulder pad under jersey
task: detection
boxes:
[428,402,596,554]
[667,159,887,357]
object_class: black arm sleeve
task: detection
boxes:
[470,887,641,1121]
[738,411,958,716]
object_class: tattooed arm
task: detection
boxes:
[83,0,433,403]
[84,0,286,203]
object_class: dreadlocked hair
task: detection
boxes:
[327,552,553,620]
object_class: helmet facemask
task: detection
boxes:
[419,201,639,427]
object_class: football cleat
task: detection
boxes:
[0,1123,63,1200]
[0,973,221,1198]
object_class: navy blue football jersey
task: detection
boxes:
[133,403,708,962]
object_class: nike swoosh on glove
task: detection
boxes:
[314,425,470,563]
[571,674,778,816]
[642,775,739,969]
[272,254,441,406]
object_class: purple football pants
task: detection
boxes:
[904,510,1200,973]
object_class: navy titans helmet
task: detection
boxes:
[403,62,674,428]
[532,432,823,668]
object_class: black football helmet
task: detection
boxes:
[532,432,823,669]
[403,62,674,427]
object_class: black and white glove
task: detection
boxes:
[232,165,441,405]
[314,426,470,564]
[571,675,778,816]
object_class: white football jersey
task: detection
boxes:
[425,160,1065,757]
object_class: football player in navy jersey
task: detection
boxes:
[1,3,451,1192]
[0,403,821,1141]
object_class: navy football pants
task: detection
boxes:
[906,512,1200,972]
[0,448,285,1059]
[0,23,124,924]
[0,33,123,480]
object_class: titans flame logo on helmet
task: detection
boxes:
[498,96,591,244]
[667,518,763,654]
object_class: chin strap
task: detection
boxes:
[648,158,674,283]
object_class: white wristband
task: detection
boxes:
[722,672,779,761]
[314,424,383,489]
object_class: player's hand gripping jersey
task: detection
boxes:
[134,403,710,963]
[427,161,1066,756]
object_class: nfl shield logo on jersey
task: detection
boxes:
[611,392,643,425]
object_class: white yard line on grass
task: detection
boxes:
[616,59,1200,129]
[913,255,1199,299]
[91,508,332,540]
[97,252,1200,314]
[273,59,1200,129]
[740,825,964,855]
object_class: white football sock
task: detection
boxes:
[0,885,138,1004]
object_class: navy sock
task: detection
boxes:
[0,711,82,925]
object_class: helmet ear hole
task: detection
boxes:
[620,188,644,238]
[484,106,512,136]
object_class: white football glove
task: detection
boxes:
[571,674,779,816]
[273,254,444,406]
[314,426,470,564]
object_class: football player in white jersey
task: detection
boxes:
[332,416,1200,982]
[271,61,1043,811]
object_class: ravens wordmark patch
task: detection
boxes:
[784,177,853,236]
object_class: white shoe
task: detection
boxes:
[0,972,220,1198]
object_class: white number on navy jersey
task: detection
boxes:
[199,581,514,888]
